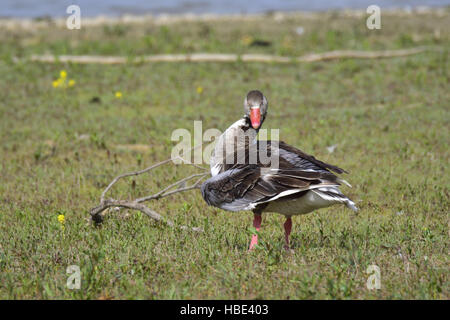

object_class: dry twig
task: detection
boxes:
[90,147,209,232]
[18,47,437,65]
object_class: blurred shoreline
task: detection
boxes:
[1,6,448,29]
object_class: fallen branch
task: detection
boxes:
[90,197,204,232]
[90,147,209,232]
[296,47,433,62]
[17,47,436,65]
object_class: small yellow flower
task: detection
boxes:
[52,80,59,88]
[196,86,203,94]
[60,70,67,79]
[57,214,65,224]
[241,35,253,46]
[115,91,122,99]
[68,79,76,87]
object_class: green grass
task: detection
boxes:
[0,10,449,299]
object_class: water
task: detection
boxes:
[1,0,449,18]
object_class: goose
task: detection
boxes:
[201,90,358,250]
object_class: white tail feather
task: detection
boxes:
[337,178,352,188]
[345,199,358,212]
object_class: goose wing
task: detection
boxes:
[201,140,347,212]
[276,141,347,174]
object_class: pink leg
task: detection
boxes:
[249,214,262,250]
[284,217,292,250]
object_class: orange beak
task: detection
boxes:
[250,107,261,129]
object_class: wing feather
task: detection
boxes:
[202,140,349,212]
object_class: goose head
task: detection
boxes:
[244,90,268,130]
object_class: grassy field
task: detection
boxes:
[0,9,449,299]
